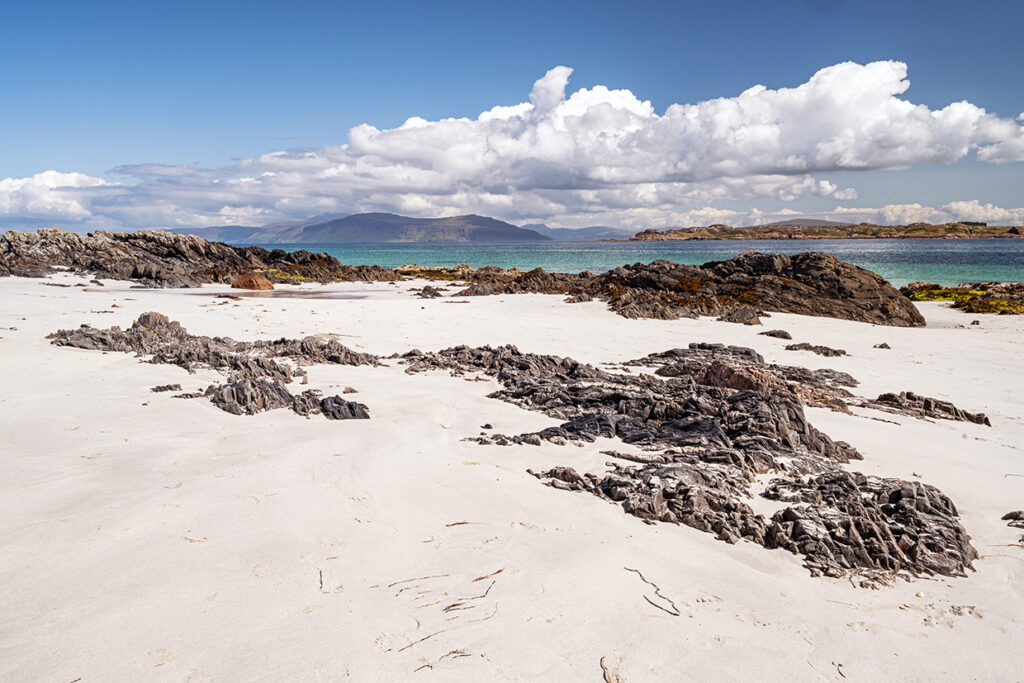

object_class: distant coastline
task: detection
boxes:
[623,222,1022,242]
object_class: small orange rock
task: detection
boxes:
[231,273,274,290]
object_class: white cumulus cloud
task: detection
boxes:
[1,61,1022,230]
[0,171,108,221]
[942,200,1024,224]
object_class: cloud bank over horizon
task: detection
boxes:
[2,61,1023,231]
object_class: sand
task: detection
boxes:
[1,273,1022,681]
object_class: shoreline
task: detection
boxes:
[6,228,1024,292]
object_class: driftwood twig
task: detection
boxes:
[624,566,681,616]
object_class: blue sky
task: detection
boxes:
[1,0,1022,230]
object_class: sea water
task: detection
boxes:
[250,238,1024,287]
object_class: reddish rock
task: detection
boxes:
[231,273,274,290]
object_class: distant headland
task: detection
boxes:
[625,218,1023,241]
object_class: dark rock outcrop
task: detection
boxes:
[1,228,396,286]
[873,392,991,426]
[416,285,444,299]
[49,312,379,376]
[785,342,847,357]
[1002,511,1024,528]
[759,329,793,340]
[207,378,294,415]
[316,395,371,420]
[628,344,859,414]
[764,472,977,577]
[454,251,925,327]
[402,342,975,581]
[717,306,761,325]
[207,379,370,419]
[48,312,378,419]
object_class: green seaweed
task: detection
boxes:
[953,297,1024,314]
[908,289,985,303]
[908,287,1024,314]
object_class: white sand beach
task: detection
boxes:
[1,272,1022,681]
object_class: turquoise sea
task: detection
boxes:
[253,239,1024,288]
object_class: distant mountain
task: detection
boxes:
[168,225,262,243]
[254,213,349,234]
[173,213,551,244]
[521,224,636,241]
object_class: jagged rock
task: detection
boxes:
[48,312,378,378]
[873,392,991,426]
[404,342,974,581]
[704,251,925,325]
[785,342,847,357]
[255,336,379,367]
[416,285,444,299]
[530,462,766,544]
[564,293,593,303]
[0,227,397,287]
[717,306,762,325]
[232,273,274,290]
[1002,511,1024,528]
[203,381,368,419]
[626,343,859,413]
[48,312,379,420]
[638,346,985,428]
[874,342,891,349]
[291,390,370,419]
[150,384,182,392]
[206,378,294,415]
[759,329,792,340]
[318,395,370,420]
[765,471,977,577]
[607,288,697,320]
